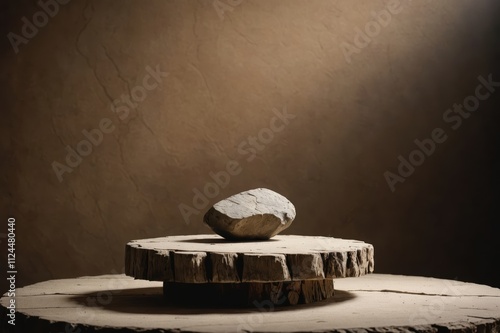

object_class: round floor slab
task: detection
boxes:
[2,274,499,333]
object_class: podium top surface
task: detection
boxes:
[127,234,372,254]
[126,234,374,283]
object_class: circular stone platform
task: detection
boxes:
[2,274,499,333]
[125,234,375,283]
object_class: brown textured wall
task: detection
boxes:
[2,0,499,294]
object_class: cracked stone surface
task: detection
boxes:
[203,188,296,240]
[2,274,499,332]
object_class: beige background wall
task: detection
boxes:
[2,0,499,293]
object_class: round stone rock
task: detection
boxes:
[203,188,296,240]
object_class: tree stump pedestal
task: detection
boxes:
[125,234,374,306]
[3,234,498,332]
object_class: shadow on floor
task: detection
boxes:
[68,286,356,315]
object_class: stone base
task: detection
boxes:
[163,279,335,307]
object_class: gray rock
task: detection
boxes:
[203,188,296,240]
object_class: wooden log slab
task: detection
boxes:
[125,234,375,283]
[163,279,335,306]
[2,274,500,333]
